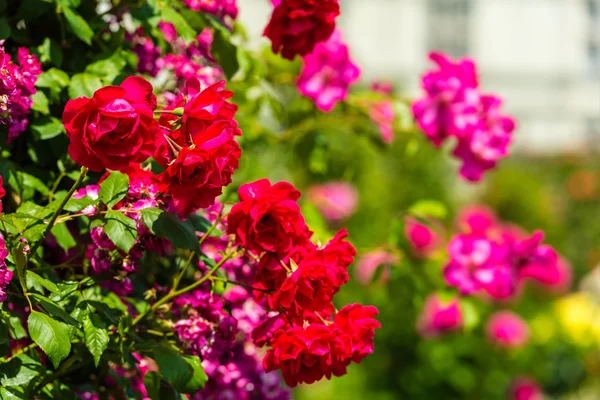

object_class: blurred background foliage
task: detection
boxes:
[231,61,600,399]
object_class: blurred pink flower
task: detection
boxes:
[370,100,395,143]
[509,377,544,400]
[370,81,394,95]
[457,205,497,234]
[405,217,441,258]
[417,294,463,338]
[355,249,399,286]
[297,29,360,112]
[307,181,358,222]
[486,311,529,348]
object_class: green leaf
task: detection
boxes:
[28,293,80,327]
[212,29,239,79]
[37,38,63,67]
[152,212,200,253]
[0,355,43,387]
[62,6,93,45]
[30,91,49,115]
[83,313,109,367]
[99,172,129,208]
[50,223,77,252]
[153,345,193,392]
[86,52,127,83]
[186,214,211,234]
[27,311,71,368]
[63,196,97,212]
[31,117,65,140]
[157,8,195,41]
[68,73,102,99]
[9,171,49,197]
[408,200,447,220]
[104,211,137,253]
[141,207,163,235]
[143,371,162,400]
[36,68,70,91]
[26,271,59,294]
[0,387,26,399]
[182,355,208,393]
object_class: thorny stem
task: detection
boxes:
[30,167,88,256]
[131,251,236,327]
[55,208,142,224]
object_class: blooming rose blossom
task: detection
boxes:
[355,249,399,286]
[0,43,42,142]
[270,229,356,316]
[486,311,529,348]
[412,52,515,181]
[416,294,463,337]
[62,76,159,172]
[263,305,379,388]
[264,0,340,60]
[307,181,358,222]
[227,179,312,256]
[160,120,241,215]
[297,29,360,111]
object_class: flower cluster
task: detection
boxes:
[264,0,340,60]
[444,207,569,300]
[412,52,515,181]
[183,0,238,22]
[128,21,222,86]
[297,29,360,112]
[75,166,172,292]
[0,42,42,142]
[63,77,241,217]
[173,286,291,399]
[227,179,380,387]
[157,78,241,216]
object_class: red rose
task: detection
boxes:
[62,76,159,172]
[256,240,316,291]
[263,324,342,387]
[182,79,239,139]
[227,179,312,256]
[333,303,380,362]
[269,230,355,316]
[0,176,5,214]
[160,121,241,216]
[264,0,340,60]
[154,79,240,167]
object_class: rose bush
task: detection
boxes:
[0,1,596,399]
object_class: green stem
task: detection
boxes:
[30,167,88,256]
[0,342,38,363]
[131,251,235,327]
[55,208,142,224]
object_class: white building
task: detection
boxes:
[238,0,600,154]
